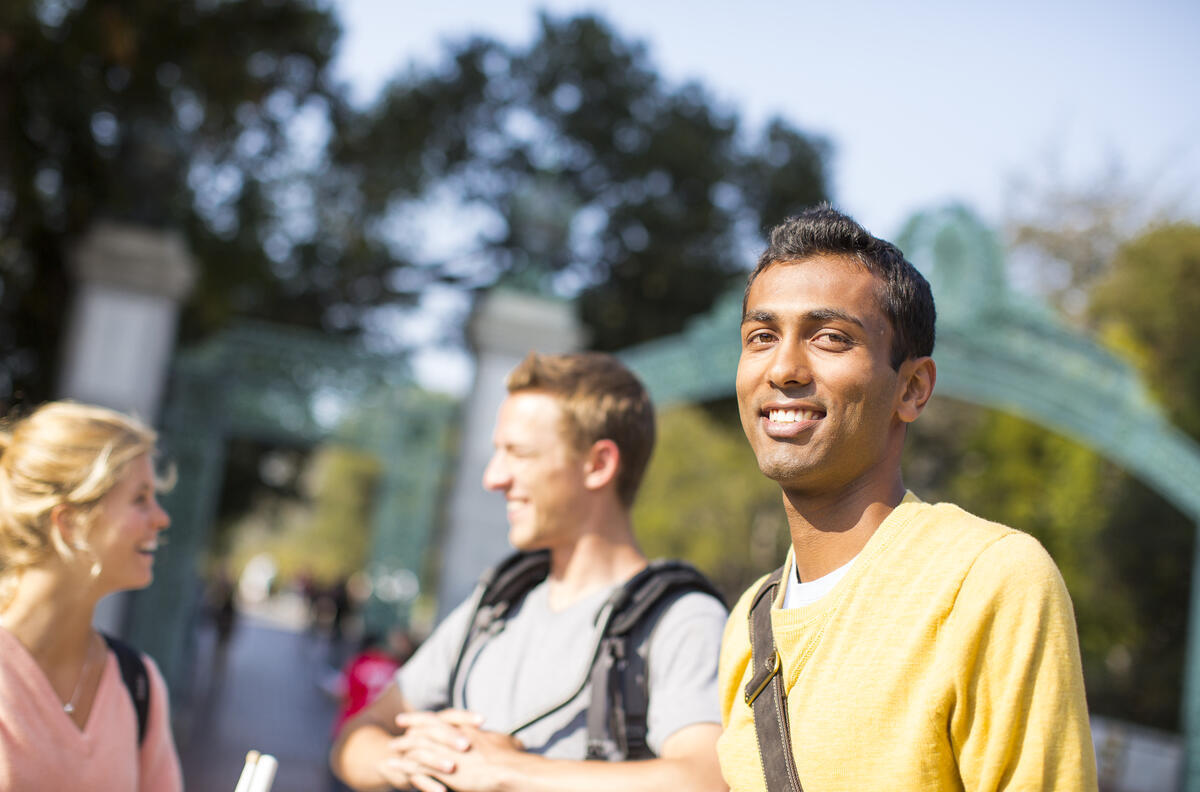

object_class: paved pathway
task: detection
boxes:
[177,596,346,791]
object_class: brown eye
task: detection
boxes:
[745,330,774,346]
[813,331,853,349]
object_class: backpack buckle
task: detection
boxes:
[744,650,782,706]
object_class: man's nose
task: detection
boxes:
[481,452,510,491]
[767,337,813,389]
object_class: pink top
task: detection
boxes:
[0,626,183,791]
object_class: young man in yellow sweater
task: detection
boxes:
[718,206,1097,791]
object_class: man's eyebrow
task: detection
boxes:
[807,307,865,328]
[741,308,777,325]
[741,306,865,328]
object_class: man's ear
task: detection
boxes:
[583,439,621,492]
[896,356,936,424]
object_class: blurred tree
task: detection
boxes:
[1081,223,1200,729]
[924,217,1200,731]
[1001,157,1179,319]
[1090,224,1200,437]
[325,13,830,352]
[1,5,829,403]
[0,0,344,403]
[226,443,379,585]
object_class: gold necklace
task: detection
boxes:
[63,634,97,715]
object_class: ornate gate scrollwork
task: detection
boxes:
[125,322,456,693]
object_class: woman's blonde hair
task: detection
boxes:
[0,401,164,597]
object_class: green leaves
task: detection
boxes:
[331,12,831,351]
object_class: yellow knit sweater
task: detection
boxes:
[717,494,1097,791]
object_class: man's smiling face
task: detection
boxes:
[481,390,589,551]
[736,255,908,496]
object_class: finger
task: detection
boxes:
[391,744,459,775]
[386,740,444,768]
[392,719,472,752]
[380,752,456,784]
[435,708,486,727]
[395,710,447,730]
[378,757,412,788]
[410,773,448,792]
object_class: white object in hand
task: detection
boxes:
[246,753,278,792]
[233,750,260,792]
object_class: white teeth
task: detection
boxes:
[768,409,819,423]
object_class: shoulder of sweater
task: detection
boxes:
[902,499,1060,579]
[904,499,1031,546]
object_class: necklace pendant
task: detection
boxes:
[63,702,75,714]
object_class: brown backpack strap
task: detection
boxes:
[743,565,803,792]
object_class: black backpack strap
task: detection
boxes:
[743,565,802,791]
[477,549,552,612]
[446,550,550,707]
[101,632,150,747]
[586,561,727,761]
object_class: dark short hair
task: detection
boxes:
[506,352,655,507]
[746,205,936,368]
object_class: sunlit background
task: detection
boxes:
[2,1,1198,789]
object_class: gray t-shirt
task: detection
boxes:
[398,575,727,759]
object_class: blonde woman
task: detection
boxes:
[0,401,183,791]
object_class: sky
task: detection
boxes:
[331,0,1200,240]
[328,0,1200,392]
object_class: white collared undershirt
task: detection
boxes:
[782,554,858,609]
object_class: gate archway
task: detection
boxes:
[619,205,1200,789]
[124,322,457,693]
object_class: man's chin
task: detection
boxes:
[507,527,537,551]
[756,455,814,483]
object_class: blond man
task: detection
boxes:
[332,352,728,792]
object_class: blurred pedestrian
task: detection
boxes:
[327,575,352,666]
[208,566,238,650]
[329,626,414,737]
[325,626,414,791]
[204,564,239,685]
[0,401,183,791]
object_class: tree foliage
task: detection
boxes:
[226,443,380,586]
[926,215,1200,731]
[317,13,830,352]
[1081,223,1200,728]
[1090,224,1200,437]
[1001,158,1175,318]
[1,5,830,407]
[0,0,344,402]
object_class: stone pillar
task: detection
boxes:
[434,289,586,620]
[59,222,196,421]
[59,222,196,634]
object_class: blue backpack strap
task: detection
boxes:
[101,632,150,746]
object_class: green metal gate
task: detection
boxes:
[123,322,457,693]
